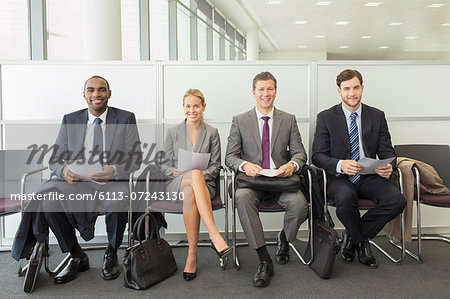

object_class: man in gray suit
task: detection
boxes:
[39,76,141,283]
[225,72,308,287]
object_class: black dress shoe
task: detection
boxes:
[339,231,356,263]
[357,240,378,269]
[101,250,121,280]
[211,243,233,259]
[54,255,89,284]
[275,231,290,265]
[183,272,197,281]
[253,261,274,288]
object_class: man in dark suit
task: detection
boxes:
[226,72,308,287]
[312,69,406,269]
[34,76,141,283]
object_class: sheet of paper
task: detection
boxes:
[66,161,105,185]
[357,157,395,175]
[66,161,102,177]
[258,169,279,177]
[177,148,211,171]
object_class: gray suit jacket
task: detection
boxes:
[161,120,221,191]
[225,107,307,172]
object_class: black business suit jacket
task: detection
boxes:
[12,107,142,260]
[312,103,396,177]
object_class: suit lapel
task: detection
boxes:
[247,109,261,147]
[105,108,118,152]
[75,110,88,155]
[335,105,351,151]
[271,108,283,152]
[361,104,370,155]
[193,121,207,152]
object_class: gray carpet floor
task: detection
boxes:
[1,237,449,298]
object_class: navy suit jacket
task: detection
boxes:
[312,103,396,177]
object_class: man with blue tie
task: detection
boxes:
[312,69,406,269]
[38,76,141,283]
[226,72,308,287]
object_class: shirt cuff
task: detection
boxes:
[336,160,344,174]
[238,161,248,172]
[289,161,299,172]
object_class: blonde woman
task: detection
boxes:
[161,89,231,281]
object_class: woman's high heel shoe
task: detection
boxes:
[183,271,197,281]
[211,243,233,259]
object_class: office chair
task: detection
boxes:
[142,166,229,269]
[228,166,314,270]
[320,167,406,264]
[20,170,136,293]
[394,144,450,262]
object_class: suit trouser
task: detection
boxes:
[327,174,406,244]
[235,188,308,249]
[42,181,129,253]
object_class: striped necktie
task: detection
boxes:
[349,112,360,183]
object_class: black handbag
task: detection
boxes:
[304,214,340,279]
[123,212,178,290]
[236,172,301,192]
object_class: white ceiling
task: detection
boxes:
[209,0,450,59]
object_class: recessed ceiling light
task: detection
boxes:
[379,46,389,49]
[316,1,331,6]
[405,36,418,39]
[335,21,349,25]
[295,20,308,25]
[389,22,402,26]
[315,35,326,38]
[441,23,450,26]
[361,35,372,39]
[428,4,445,8]
[365,2,381,7]
[267,0,281,4]
[339,46,349,49]
[298,45,308,48]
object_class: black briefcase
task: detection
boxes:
[304,216,340,279]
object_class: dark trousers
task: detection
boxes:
[42,181,129,253]
[327,174,406,244]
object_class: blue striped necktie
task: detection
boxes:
[349,112,360,183]
[93,117,104,165]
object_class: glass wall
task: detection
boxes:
[0,0,29,60]
[0,0,246,62]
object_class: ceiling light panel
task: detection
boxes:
[428,4,445,8]
[361,35,372,39]
[335,21,349,25]
[267,0,281,5]
[405,36,418,39]
[365,2,381,7]
[315,35,326,38]
[295,20,308,24]
[389,22,402,26]
[316,2,331,6]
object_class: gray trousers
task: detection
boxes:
[235,188,308,249]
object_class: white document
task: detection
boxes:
[258,169,279,177]
[66,161,102,177]
[357,157,395,175]
[178,148,211,171]
[66,161,105,184]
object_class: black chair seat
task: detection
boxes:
[420,192,450,207]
